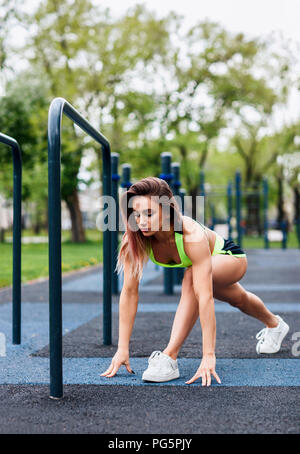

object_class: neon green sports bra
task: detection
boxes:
[147,221,211,268]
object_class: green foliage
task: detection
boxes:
[0,0,298,233]
[0,234,102,287]
[0,72,49,202]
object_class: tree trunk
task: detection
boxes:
[64,188,86,243]
[33,223,41,235]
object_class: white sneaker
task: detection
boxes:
[256,315,289,354]
[142,350,180,382]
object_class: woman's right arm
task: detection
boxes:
[118,286,139,352]
[100,256,139,377]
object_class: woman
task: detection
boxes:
[101,177,289,386]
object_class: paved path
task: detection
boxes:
[0,249,299,433]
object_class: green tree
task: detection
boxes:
[0,71,50,237]
[152,21,293,219]
[16,0,171,240]
[230,119,300,234]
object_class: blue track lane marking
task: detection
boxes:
[62,279,300,293]
[62,260,161,292]
[0,357,299,387]
[1,302,300,318]
[136,284,300,293]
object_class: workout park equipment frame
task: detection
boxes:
[199,169,291,250]
[0,132,22,345]
[3,98,298,399]
[48,98,112,399]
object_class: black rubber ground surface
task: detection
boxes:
[0,385,298,434]
[32,312,297,359]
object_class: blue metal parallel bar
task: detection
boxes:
[160,152,174,295]
[0,133,22,345]
[111,152,120,294]
[120,163,132,189]
[263,177,269,249]
[235,170,243,248]
[281,219,288,249]
[227,180,233,241]
[199,170,205,225]
[295,218,300,248]
[48,97,112,399]
[171,162,184,285]
[179,188,186,214]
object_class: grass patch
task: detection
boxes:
[0,234,103,288]
[240,230,300,249]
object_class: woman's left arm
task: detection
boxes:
[183,229,221,386]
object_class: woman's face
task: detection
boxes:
[131,195,168,236]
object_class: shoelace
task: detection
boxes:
[256,327,269,351]
[148,350,162,364]
[148,351,177,370]
[256,326,280,351]
[256,328,268,342]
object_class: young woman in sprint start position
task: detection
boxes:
[101,177,289,386]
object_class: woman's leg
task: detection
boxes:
[163,255,278,360]
[212,255,278,328]
[163,267,199,360]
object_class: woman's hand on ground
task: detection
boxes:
[185,353,221,386]
[100,348,134,378]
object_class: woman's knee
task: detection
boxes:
[213,282,249,308]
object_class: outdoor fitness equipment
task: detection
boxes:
[0,132,22,345]
[234,171,287,250]
[111,160,137,294]
[171,162,185,287]
[159,152,174,295]
[159,152,188,295]
[198,169,288,250]
[111,152,120,295]
[48,97,112,399]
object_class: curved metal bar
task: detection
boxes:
[48,98,112,399]
[0,133,22,345]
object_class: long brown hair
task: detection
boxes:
[116,176,183,282]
